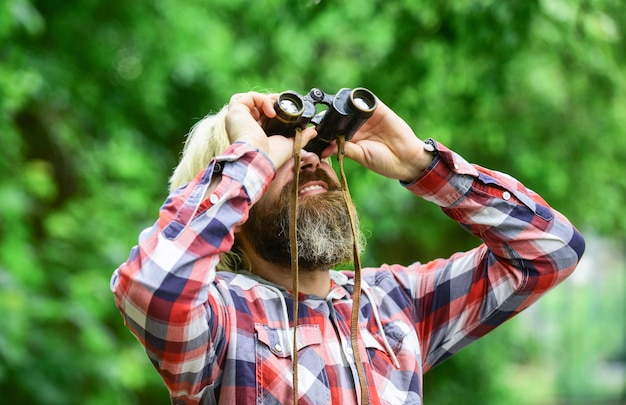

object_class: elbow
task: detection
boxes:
[553,225,586,282]
[521,226,586,294]
[570,227,586,264]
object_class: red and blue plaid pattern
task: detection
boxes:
[112,141,584,404]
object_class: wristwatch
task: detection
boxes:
[423,138,437,154]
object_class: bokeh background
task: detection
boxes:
[1,0,624,403]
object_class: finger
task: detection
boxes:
[228,92,274,113]
[338,141,362,162]
[320,138,364,160]
[228,92,246,106]
[261,94,277,119]
[320,142,338,159]
[300,126,318,145]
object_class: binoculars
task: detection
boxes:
[262,87,378,156]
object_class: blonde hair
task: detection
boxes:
[169,105,249,272]
[169,106,230,192]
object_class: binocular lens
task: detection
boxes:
[279,98,301,115]
[350,88,377,114]
[275,92,305,120]
[353,97,371,111]
[263,91,306,137]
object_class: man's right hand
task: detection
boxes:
[225,92,317,169]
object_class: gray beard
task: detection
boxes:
[243,186,364,272]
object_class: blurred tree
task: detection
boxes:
[0,0,624,403]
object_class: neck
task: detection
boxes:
[256,262,332,298]
[243,247,332,298]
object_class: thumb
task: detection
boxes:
[300,126,318,146]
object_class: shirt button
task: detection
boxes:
[345,346,353,355]
[502,191,511,200]
[209,194,219,204]
[274,343,283,353]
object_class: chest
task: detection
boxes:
[219,290,423,404]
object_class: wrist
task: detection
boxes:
[418,139,437,170]
[401,139,437,182]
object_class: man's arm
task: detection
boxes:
[398,140,585,371]
[110,142,275,400]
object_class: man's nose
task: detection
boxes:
[299,150,321,172]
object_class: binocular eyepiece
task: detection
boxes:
[262,87,378,156]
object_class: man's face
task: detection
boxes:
[242,158,363,271]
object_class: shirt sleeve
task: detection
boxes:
[396,140,586,371]
[110,142,275,401]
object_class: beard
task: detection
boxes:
[242,169,365,272]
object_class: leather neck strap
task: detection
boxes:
[290,129,302,405]
[337,135,370,404]
[289,132,369,404]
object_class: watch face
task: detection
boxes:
[424,139,437,153]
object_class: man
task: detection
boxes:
[111,91,585,404]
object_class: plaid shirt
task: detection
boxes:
[111,141,585,404]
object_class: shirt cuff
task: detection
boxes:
[216,142,276,204]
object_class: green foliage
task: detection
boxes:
[1,0,624,403]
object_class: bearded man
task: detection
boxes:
[111,91,585,404]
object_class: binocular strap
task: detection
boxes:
[289,132,370,404]
[289,129,302,405]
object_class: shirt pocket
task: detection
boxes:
[254,323,330,404]
[363,321,423,405]
[363,320,410,355]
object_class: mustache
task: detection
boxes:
[288,168,342,193]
